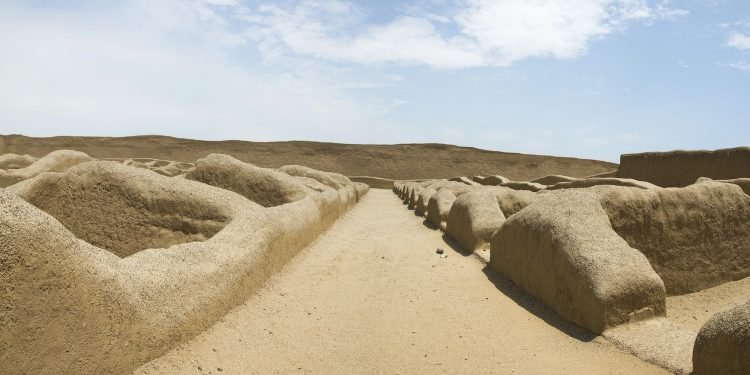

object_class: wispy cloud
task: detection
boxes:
[0,1,398,141]
[1,0,721,164]
[723,61,750,71]
[244,0,688,69]
[727,32,750,50]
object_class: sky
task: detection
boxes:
[0,0,748,162]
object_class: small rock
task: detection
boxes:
[436,248,444,254]
[440,254,448,259]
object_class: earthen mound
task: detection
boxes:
[449,176,479,186]
[279,165,349,189]
[490,181,750,333]
[546,177,658,191]
[475,175,510,186]
[530,175,577,185]
[401,183,414,203]
[599,182,750,295]
[446,190,506,251]
[426,189,456,230]
[186,154,316,207]
[585,170,618,178]
[120,158,195,177]
[425,180,476,196]
[693,297,750,375]
[8,161,230,258]
[487,186,538,216]
[328,172,354,187]
[0,150,91,187]
[408,185,422,210]
[490,188,666,333]
[0,152,367,374]
[497,181,546,192]
[406,181,434,209]
[415,187,437,216]
[697,177,750,195]
[393,181,404,198]
[0,153,36,169]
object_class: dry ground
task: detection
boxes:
[0,135,616,181]
[136,189,666,375]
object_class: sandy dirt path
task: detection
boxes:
[136,189,667,374]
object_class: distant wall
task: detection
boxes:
[617,147,750,187]
[349,176,429,189]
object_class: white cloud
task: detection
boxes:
[248,0,687,69]
[455,0,613,63]
[0,1,398,142]
[245,3,483,69]
[724,61,750,72]
[727,33,750,50]
[0,0,691,157]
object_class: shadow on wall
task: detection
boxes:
[480,266,597,343]
[440,233,472,257]
[421,219,438,230]
[425,213,596,342]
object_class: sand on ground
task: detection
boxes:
[135,189,667,375]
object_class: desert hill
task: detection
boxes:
[0,134,616,181]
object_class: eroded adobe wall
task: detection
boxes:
[618,147,750,187]
[0,150,91,187]
[693,297,750,375]
[489,189,666,333]
[0,155,368,374]
[599,182,750,295]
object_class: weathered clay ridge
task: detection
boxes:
[393,153,750,374]
[0,150,367,374]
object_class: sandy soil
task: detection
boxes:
[0,135,616,181]
[667,276,750,332]
[135,189,666,374]
[602,279,750,375]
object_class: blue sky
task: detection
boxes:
[1,0,748,162]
